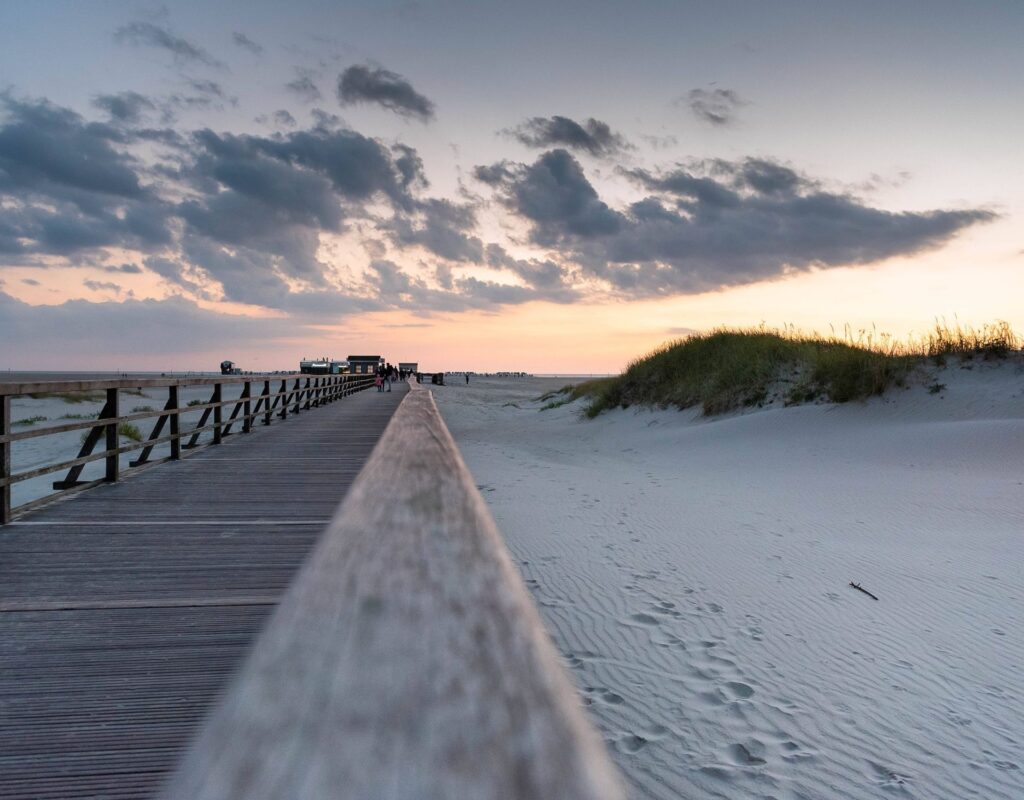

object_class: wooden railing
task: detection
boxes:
[159,380,624,800]
[0,374,375,524]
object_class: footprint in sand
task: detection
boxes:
[616,734,648,754]
[723,681,755,700]
[867,761,909,788]
[728,741,767,766]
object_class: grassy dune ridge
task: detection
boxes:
[554,322,1020,418]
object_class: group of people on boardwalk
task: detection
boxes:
[375,363,410,392]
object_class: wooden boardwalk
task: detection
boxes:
[0,384,407,799]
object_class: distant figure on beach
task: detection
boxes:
[465,372,470,385]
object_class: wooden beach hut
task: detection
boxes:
[347,355,385,375]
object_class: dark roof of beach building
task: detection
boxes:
[347,355,383,362]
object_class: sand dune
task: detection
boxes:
[434,359,1024,799]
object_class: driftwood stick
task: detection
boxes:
[849,581,879,601]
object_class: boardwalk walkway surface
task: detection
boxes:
[0,384,407,799]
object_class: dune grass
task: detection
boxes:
[118,422,144,442]
[13,415,47,426]
[26,390,106,403]
[564,321,1019,419]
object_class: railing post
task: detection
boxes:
[212,384,223,444]
[280,380,288,420]
[169,385,181,460]
[1,394,10,525]
[242,381,252,434]
[104,388,119,482]
[263,381,272,426]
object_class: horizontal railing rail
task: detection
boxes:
[1,373,376,523]
[158,380,624,800]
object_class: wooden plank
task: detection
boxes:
[0,385,408,799]
[159,382,624,800]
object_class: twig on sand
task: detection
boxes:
[849,581,879,601]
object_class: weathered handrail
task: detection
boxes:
[1,373,375,523]
[158,381,624,800]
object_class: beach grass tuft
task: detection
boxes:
[13,415,47,426]
[574,321,1020,418]
[118,422,144,442]
[26,390,106,403]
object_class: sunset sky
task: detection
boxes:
[1,1,1021,373]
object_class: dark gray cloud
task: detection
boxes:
[273,109,297,128]
[93,91,157,124]
[232,32,264,57]
[385,198,483,262]
[686,88,745,127]
[21,277,40,286]
[285,69,322,103]
[479,149,623,245]
[104,263,143,274]
[479,150,995,295]
[337,64,435,122]
[83,279,122,292]
[0,95,143,200]
[113,21,224,69]
[508,116,630,157]
[163,125,430,305]
[0,95,173,256]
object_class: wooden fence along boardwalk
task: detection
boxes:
[0,378,624,799]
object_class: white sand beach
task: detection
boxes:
[433,361,1024,799]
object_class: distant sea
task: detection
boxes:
[0,371,222,384]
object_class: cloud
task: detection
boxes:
[0,94,172,255]
[83,279,122,292]
[478,150,996,295]
[385,198,483,262]
[485,243,579,301]
[508,116,630,157]
[285,69,322,103]
[273,109,297,128]
[640,133,679,150]
[232,31,264,57]
[166,79,238,113]
[104,263,143,274]
[479,149,623,245]
[93,91,157,124]
[366,259,556,312]
[686,88,745,127]
[0,291,297,361]
[113,21,224,69]
[337,64,435,122]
